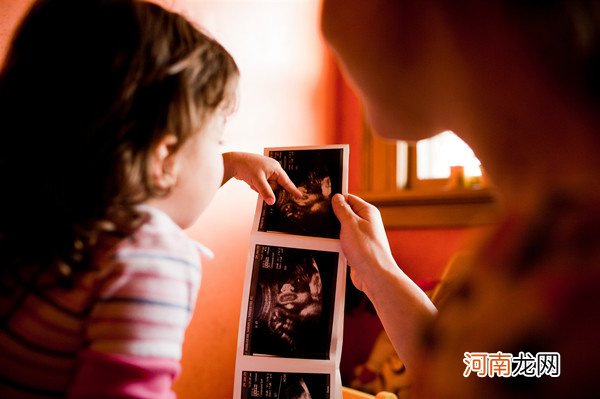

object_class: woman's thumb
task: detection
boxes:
[332,193,354,223]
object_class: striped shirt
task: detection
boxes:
[0,205,204,398]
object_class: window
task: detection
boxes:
[396,131,490,192]
[360,126,500,227]
[416,131,481,180]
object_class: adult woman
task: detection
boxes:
[322,1,600,398]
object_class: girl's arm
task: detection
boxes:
[222,152,303,205]
[332,193,437,372]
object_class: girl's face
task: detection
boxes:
[166,109,227,228]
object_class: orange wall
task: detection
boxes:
[0,0,34,65]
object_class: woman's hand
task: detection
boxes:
[332,193,437,372]
[331,193,396,293]
[222,152,303,205]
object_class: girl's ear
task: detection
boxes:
[150,134,180,190]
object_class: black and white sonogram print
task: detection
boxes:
[244,245,338,359]
[258,149,343,239]
[241,371,330,399]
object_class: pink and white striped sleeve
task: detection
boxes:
[69,207,203,398]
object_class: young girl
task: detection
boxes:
[0,0,300,397]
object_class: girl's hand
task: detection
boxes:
[222,152,303,205]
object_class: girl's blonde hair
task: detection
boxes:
[0,0,238,288]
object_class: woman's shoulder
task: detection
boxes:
[417,192,600,397]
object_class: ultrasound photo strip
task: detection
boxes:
[243,245,338,360]
[234,145,349,399]
[257,147,345,239]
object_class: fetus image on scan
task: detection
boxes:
[284,377,312,399]
[275,170,333,234]
[266,256,322,347]
[246,246,337,359]
[258,149,343,239]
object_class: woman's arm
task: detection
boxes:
[332,194,437,371]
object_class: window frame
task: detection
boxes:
[359,123,501,228]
